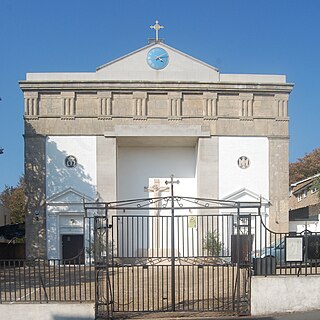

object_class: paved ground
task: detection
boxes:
[115,310,320,320]
[244,310,320,320]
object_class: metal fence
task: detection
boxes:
[250,216,320,276]
[0,257,95,303]
[1,196,320,319]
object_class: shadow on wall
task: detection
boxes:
[46,137,96,199]
[24,122,97,258]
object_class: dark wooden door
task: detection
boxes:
[62,234,84,263]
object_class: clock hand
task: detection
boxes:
[155,54,168,61]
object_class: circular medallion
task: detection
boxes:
[237,156,250,169]
[65,155,77,168]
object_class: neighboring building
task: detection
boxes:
[289,174,320,233]
[20,26,293,259]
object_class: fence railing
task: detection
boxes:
[251,225,320,276]
[2,214,320,304]
[0,257,95,303]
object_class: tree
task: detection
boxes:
[202,230,223,256]
[289,148,320,185]
[0,176,26,224]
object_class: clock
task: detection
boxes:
[147,47,169,70]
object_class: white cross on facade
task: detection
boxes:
[144,178,169,215]
[150,20,164,42]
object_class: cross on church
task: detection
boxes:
[150,20,164,42]
[144,178,169,215]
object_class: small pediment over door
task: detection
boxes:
[46,187,94,213]
[221,188,269,216]
[222,188,269,204]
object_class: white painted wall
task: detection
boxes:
[117,146,197,257]
[251,276,320,315]
[46,136,97,199]
[219,137,269,201]
[0,303,94,320]
[117,146,196,200]
[46,136,97,259]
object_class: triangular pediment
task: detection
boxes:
[46,187,94,204]
[222,188,269,205]
[96,42,219,82]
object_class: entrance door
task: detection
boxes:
[62,234,84,263]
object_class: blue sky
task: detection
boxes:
[0,0,319,190]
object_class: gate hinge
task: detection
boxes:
[108,224,112,229]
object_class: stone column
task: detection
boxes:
[97,136,117,202]
[269,137,289,233]
[24,133,47,259]
[196,137,219,199]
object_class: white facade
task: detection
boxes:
[21,40,293,259]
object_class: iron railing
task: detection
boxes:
[0,256,95,303]
[1,214,320,308]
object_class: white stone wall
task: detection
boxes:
[0,303,94,320]
[218,137,269,201]
[117,146,197,201]
[46,136,97,259]
[251,276,320,315]
[46,136,97,198]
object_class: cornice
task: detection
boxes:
[19,80,294,94]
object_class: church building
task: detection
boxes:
[20,22,293,259]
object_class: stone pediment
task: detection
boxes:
[96,42,219,82]
[46,187,94,204]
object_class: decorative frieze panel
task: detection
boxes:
[61,92,76,119]
[98,92,113,119]
[133,92,147,119]
[203,92,218,119]
[275,94,288,118]
[168,92,182,119]
[240,93,253,118]
[24,93,39,117]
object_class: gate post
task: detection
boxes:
[236,202,241,315]
[165,174,179,311]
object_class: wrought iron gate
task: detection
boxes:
[84,190,261,319]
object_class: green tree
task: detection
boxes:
[0,176,26,224]
[202,230,223,256]
[289,148,320,185]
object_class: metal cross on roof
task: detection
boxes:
[150,20,164,42]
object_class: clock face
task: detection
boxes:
[147,47,169,70]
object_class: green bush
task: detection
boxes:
[203,230,223,256]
